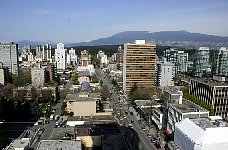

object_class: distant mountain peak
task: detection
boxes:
[16,31,228,48]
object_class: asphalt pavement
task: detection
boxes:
[96,68,159,150]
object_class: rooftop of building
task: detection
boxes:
[172,98,208,113]
[191,117,228,129]
[66,92,100,102]
[68,115,114,123]
[190,77,228,87]
[7,138,29,150]
[14,85,56,90]
[176,118,228,145]
[134,99,161,108]
[78,71,90,77]
[164,86,183,95]
[37,140,81,150]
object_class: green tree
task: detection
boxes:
[183,92,214,115]
[101,85,110,100]
[12,69,31,86]
[69,112,74,116]
[31,87,39,101]
[71,72,79,85]
[61,102,67,115]
[99,80,103,86]
[90,74,99,83]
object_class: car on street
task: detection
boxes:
[141,127,146,131]
[130,120,134,123]
[128,124,133,128]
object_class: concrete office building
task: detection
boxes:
[123,40,156,92]
[55,43,67,70]
[0,42,19,75]
[31,65,45,87]
[174,118,228,150]
[46,63,56,81]
[156,58,175,87]
[66,81,101,116]
[177,51,188,73]
[163,87,209,132]
[212,47,228,77]
[189,78,228,118]
[193,47,210,77]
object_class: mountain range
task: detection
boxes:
[16,30,228,48]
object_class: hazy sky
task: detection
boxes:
[1,0,228,42]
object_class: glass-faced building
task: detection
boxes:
[193,47,210,77]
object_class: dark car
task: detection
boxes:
[154,143,161,149]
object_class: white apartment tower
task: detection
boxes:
[55,43,66,70]
[69,48,77,66]
[42,44,52,62]
[156,58,175,87]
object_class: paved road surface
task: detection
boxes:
[96,68,158,150]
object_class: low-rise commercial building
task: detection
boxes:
[163,87,209,132]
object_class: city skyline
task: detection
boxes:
[1,0,228,43]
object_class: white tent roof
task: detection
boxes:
[176,118,204,144]
[176,119,228,148]
[202,127,228,144]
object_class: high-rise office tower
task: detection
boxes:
[123,40,156,92]
[212,47,228,77]
[0,42,19,75]
[193,47,210,77]
[55,43,66,70]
